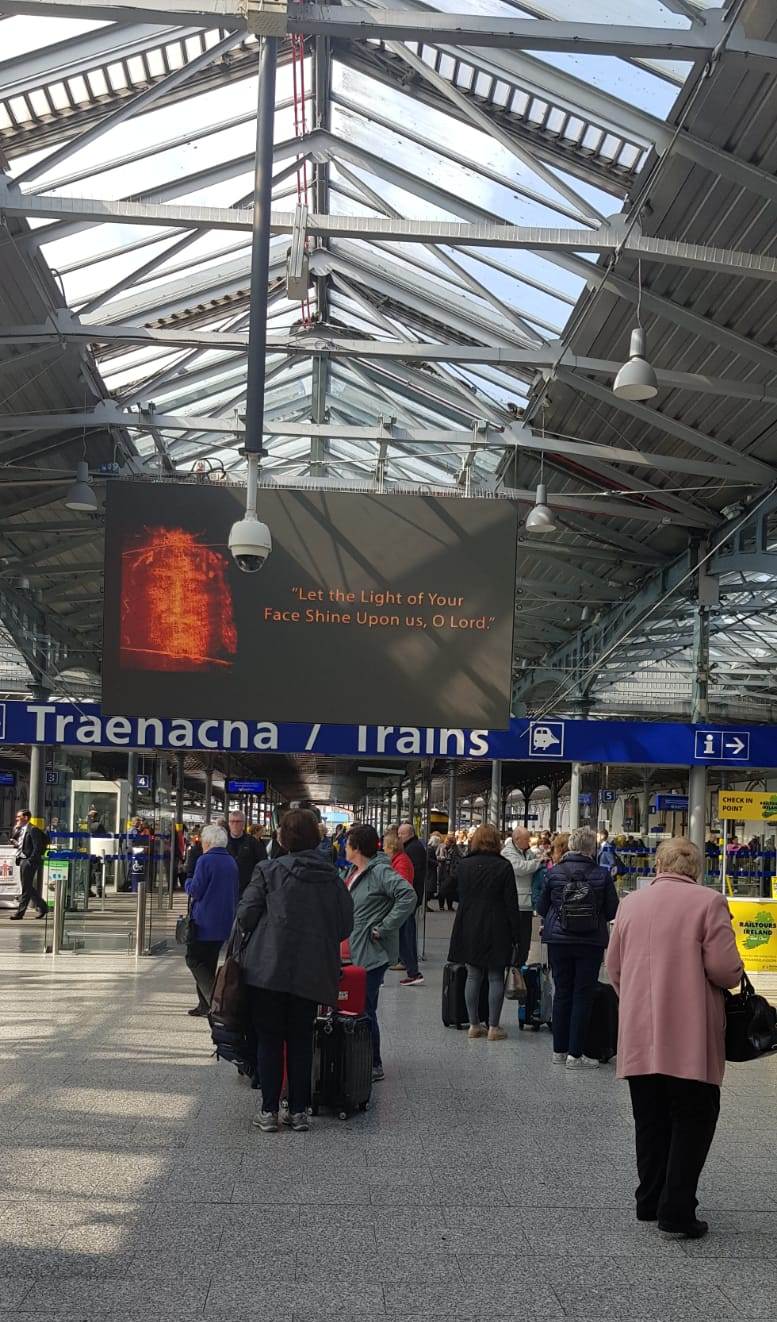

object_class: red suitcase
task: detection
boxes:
[336,964,367,1016]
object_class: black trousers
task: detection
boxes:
[247,986,317,1115]
[18,860,45,916]
[516,910,533,969]
[628,1074,720,1226]
[185,938,222,1011]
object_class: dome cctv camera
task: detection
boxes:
[228,510,272,573]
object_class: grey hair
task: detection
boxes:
[201,824,228,849]
[568,826,597,858]
[228,808,245,821]
[655,837,701,881]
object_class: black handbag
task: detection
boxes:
[724,972,777,1062]
[175,902,193,946]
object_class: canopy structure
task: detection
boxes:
[0,0,776,724]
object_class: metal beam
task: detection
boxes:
[556,369,775,484]
[7,317,777,410]
[11,185,777,288]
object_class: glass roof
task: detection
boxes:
[0,0,698,488]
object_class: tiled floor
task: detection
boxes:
[0,918,775,1320]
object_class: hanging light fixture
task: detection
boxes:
[525,416,556,533]
[613,259,658,401]
[64,460,97,513]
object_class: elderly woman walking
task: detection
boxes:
[606,838,743,1239]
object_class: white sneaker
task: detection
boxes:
[552,1051,567,1064]
[565,1055,600,1070]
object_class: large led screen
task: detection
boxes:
[102,482,517,728]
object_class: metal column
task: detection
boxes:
[243,35,278,466]
[447,762,456,833]
[640,771,650,838]
[688,765,706,861]
[127,751,137,821]
[689,559,713,865]
[168,751,185,908]
[29,743,45,827]
[569,763,581,830]
[204,757,213,823]
[489,759,501,827]
[408,774,416,825]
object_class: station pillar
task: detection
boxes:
[569,762,581,830]
[127,751,137,823]
[408,775,416,823]
[688,764,707,863]
[29,743,45,827]
[549,781,559,832]
[489,759,501,827]
[447,763,456,833]
[204,760,213,824]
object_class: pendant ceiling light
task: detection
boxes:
[525,419,556,534]
[64,460,98,513]
[613,260,658,402]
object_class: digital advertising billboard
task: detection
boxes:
[102,482,518,728]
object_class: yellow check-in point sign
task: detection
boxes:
[719,791,777,821]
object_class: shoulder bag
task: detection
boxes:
[724,972,777,1062]
[175,901,192,945]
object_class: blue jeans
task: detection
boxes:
[548,944,603,1058]
[398,912,419,977]
[365,964,388,1066]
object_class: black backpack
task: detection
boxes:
[560,868,600,935]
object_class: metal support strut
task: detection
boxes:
[243,35,279,506]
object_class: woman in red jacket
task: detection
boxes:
[382,826,422,987]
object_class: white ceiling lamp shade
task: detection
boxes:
[613,257,658,402]
[526,482,556,533]
[525,423,557,533]
[613,326,658,401]
[64,460,98,512]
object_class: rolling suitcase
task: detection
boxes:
[584,982,619,1063]
[441,962,490,1029]
[336,964,367,1017]
[311,1013,372,1119]
[518,963,553,1031]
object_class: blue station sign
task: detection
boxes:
[0,701,775,768]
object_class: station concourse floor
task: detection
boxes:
[0,916,775,1322]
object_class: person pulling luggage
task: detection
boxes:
[237,810,353,1133]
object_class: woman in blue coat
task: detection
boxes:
[184,823,239,1018]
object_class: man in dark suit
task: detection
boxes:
[226,810,267,895]
[12,810,47,920]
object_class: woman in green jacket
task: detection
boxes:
[344,824,417,1081]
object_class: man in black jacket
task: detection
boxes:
[398,822,427,907]
[396,821,427,987]
[227,810,267,894]
[11,810,47,920]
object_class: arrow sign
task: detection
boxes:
[726,737,746,756]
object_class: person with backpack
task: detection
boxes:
[537,825,619,1069]
[11,809,48,920]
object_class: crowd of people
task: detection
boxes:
[178,808,746,1237]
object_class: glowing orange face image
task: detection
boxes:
[119,527,237,672]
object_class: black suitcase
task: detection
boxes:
[442,962,489,1029]
[518,963,553,1031]
[311,1013,372,1119]
[584,982,619,1063]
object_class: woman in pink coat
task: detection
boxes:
[606,837,743,1240]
